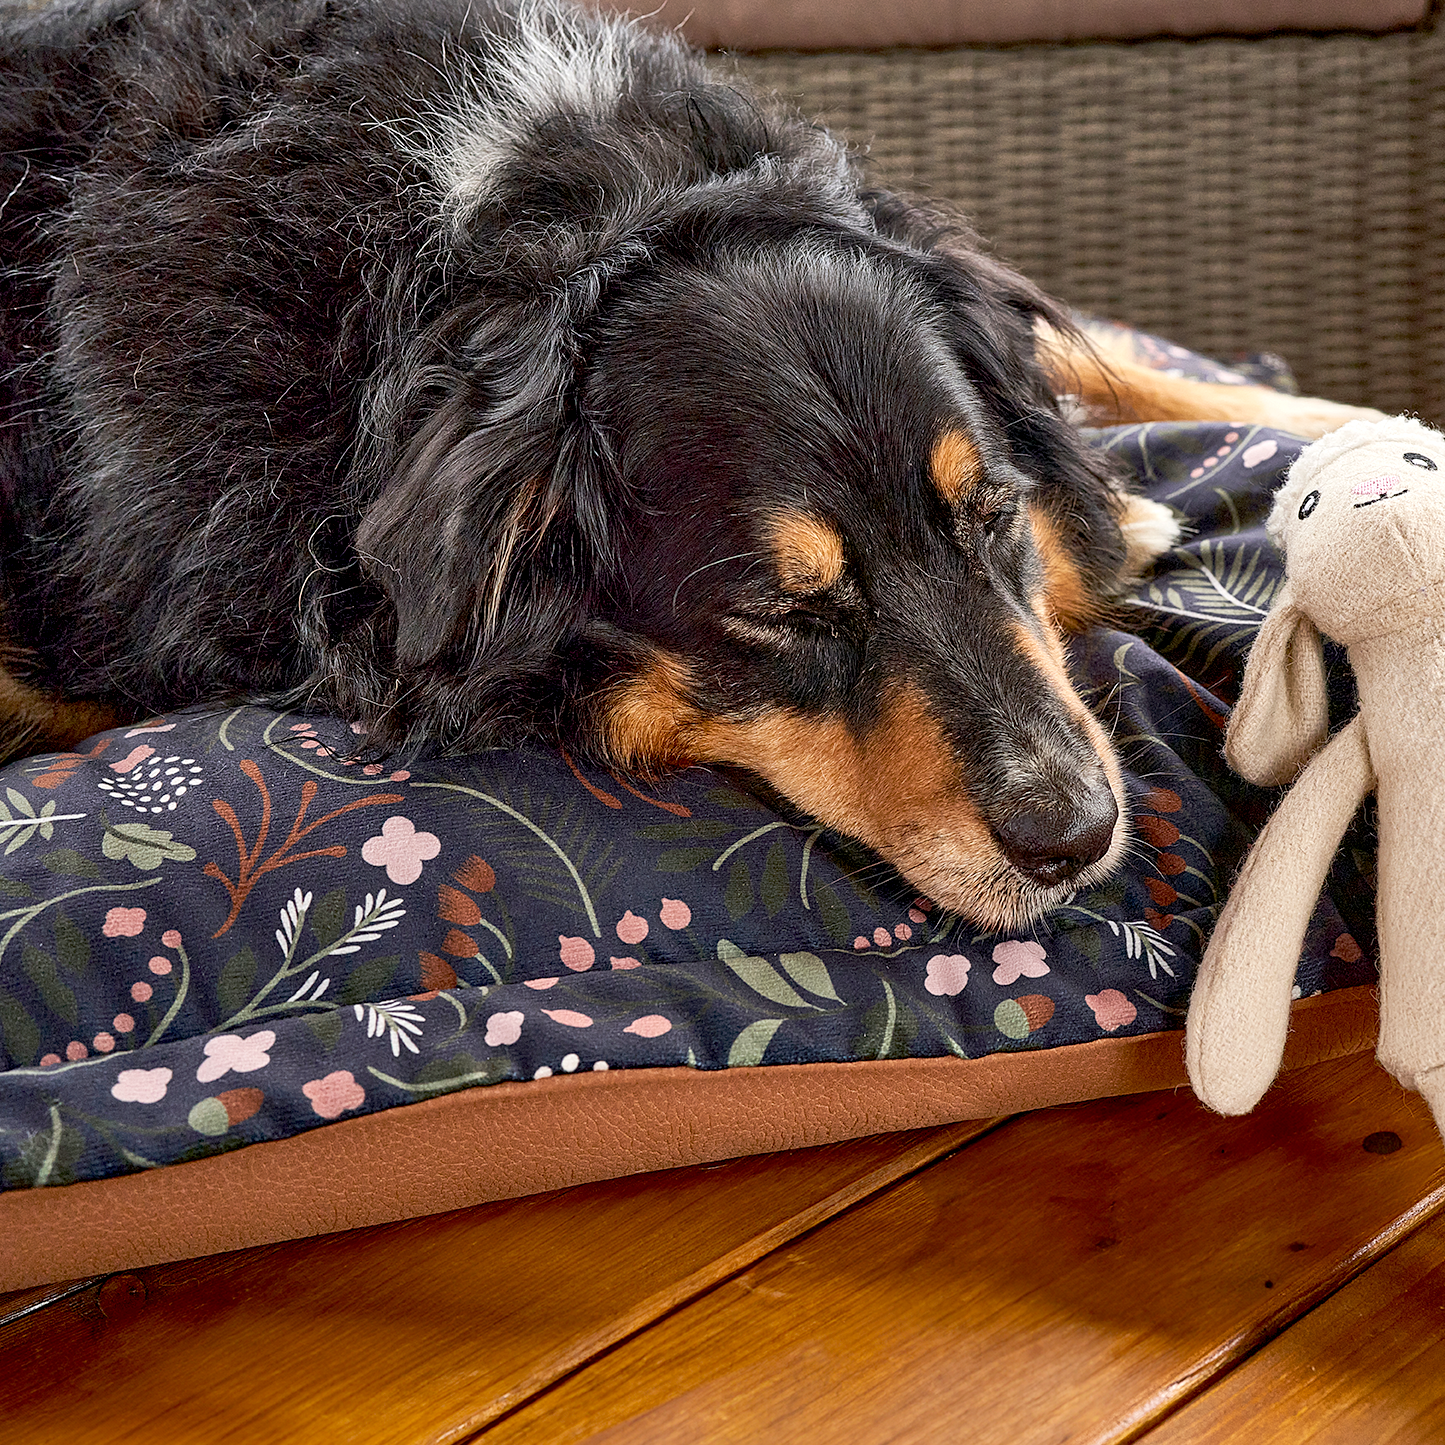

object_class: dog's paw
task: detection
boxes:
[1118,494,1181,575]
[1250,393,1387,440]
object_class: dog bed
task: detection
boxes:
[0,331,1380,1291]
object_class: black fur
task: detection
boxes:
[0,0,1135,920]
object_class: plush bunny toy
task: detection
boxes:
[1185,416,1445,1137]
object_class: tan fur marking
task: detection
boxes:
[1011,617,1129,818]
[1027,504,1097,633]
[931,428,985,506]
[597,652,698,773]
[1037,319,1347,428]
[0,663,121,766]
[768,511,845,594]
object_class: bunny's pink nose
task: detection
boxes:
[1352,473,1404,499]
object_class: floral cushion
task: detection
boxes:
[0,331,1379,1283]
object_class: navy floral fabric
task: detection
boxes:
[0,332,1379,1192]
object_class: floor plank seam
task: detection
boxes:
[451,1117,1015,1445]
[1113,1182,1445,1445]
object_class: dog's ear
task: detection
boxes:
[352,311,622,752]
[863,191,1129,588]
[1225,585,1329,786]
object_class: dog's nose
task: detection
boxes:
[994,781,1119,887]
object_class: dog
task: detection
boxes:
[0,0,1378,929]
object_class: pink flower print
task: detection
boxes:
[908,907,927,924]
[894,923,912,941]
[303,1070,365,1120]
[162,929,182,948]
[148,956,172,975]
[610,956,642,970]
[65,1040,88,1061]
[1085,989,1138,1032]
[616,911,649,945]
[1242,438,1279,469]
[131,981,153,1003]
[624,1014,672,1038]
[113,1013,135,1033]
[991,940,1050,987]
[854,936,869,950]
[873,927,891,947]
[925,954,971,997]
[542,1009,594,1028]
[361,815,440,885]
[559,935,595,971]
[103,907,147,938]
[112,1067,172,1104]
[93,1032,115,1053]
[485,1010,525,1046]
[659,898,691,930]
[196,1029,276,1083]
[524,977,559,989]
[109,745,155,774]
[39,1053,60,1068]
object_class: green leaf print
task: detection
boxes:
[22,943,77,1025]
[100,818,198,870]
[778,952,843,1004]
[53,911,89,975]
[41,849,100,879]
[0,989,40,1066]
[339,953,401,1006]
[718,940,812,1009]
[726,1018,783,1067]
[761,842,790,918]
[812,882,852,945]
[724,859,754,920]
[310,888,347,950]
[217,946,258,1020]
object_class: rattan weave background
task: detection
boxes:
[729,26,1445,422]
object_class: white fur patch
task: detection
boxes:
[1119,494,1182,573]
[387,1,631,220]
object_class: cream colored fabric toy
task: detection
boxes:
[1185,417,1445,1136]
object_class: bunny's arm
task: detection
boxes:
[1186,715,1374,1116]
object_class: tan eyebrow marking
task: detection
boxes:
[1027,503,1098,634]
[931,428,985,506]
[767,510,846,594]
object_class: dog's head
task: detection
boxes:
[352,185,1131,929]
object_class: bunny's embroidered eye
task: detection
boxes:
[1403,452,1438,471]
[1298,490,1321,520]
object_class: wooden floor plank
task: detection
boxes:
[1144,1208,1445,1444]
[0,1121,990,1445]
[480,1053,1445,1445]
[0,1277,96,1331]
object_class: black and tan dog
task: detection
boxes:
[0,0,1375,928]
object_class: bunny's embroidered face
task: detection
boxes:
[1269,419,1445,641]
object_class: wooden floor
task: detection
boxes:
[3,1049,1444,1444]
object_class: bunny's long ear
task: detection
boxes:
[1224,584,1329,787]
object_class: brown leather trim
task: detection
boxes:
[0,987,1377,1292]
